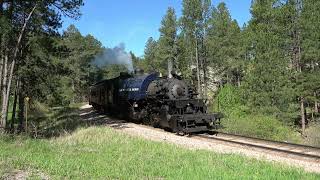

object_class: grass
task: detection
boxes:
[25,102,86,138]
[221,111,302,143]
[0,127,319,179]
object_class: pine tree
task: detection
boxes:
[181,0,209,97]
[157,7,177,76]
[0,1,83,130]
[144,37,158,72]
[242,0,295,120]
[207,2,242,85]
[295,0,320,134]
[60,25,103,102]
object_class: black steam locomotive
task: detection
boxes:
[89,71,222,134]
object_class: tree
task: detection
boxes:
[296,0,320,134]
[241,0,295,120]
[180,0,213,97]
[0,0,83,131]
[96,64,129,81]
[181,0,205,96]
[59,25,103,102]
[157,7,177,76]
[143,37,158,73]
[207,2,242,86]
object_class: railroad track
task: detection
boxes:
[194,132,320,162]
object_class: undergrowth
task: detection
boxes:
[213,84,302,143]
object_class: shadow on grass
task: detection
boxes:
[27,106,130,139]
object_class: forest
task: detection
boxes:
[0,0,319,145]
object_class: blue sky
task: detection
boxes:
[61,0,252,57]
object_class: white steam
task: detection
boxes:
[93,43,133,71]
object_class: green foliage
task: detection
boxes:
[23,102,81,138]
[58,25,103,102]
[175,34,193,80]
[207,3,242,84]
[1,127,318,179]
[156,7,177,75]
[95,64,129,81]
[301,0,320,66]
[295,71,320,103]
[180,0,211,84]
[215,84,301,142]
[130,51,147,71]
[143,37,158,72]
[239,0,299,121]
[222,112,301,142]
[305,122,320,147]
[215,84,241,113]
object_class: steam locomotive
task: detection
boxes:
[89,71,222,134]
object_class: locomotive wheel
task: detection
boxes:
[176,131,190,136]
[176,131,185,136]
[149,115,160,128]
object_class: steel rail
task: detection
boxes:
[209,131,320,150]
[195,133,320,161]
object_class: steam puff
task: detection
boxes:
[93,43,133,71]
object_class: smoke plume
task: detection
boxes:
[93,43,133,71]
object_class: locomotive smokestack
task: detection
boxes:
[168,59,173,78]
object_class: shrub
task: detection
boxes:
[212,84,301,142]
[214,84,241,113]
[221,112,301,142]
[305,122,320,147]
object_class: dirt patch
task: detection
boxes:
[2,170,28,180]
[1,169,50,180]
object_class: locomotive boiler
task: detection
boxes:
[89,71,222,134]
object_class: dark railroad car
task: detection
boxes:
[89,72,222,134]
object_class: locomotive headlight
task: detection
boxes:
[133,103,138,107]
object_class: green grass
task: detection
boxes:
[221,111,302,143]
[0,127,319,179]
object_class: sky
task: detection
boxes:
[61,0,252,57]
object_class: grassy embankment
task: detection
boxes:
[211,84,320,146]
[0,105,319,179]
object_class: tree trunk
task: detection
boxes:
[71,79,75,103]
[4,4,37,116]
[18,84,25,132]
[199,47,206,99]
[10,79,19,132]
[203,60,208,99]
[237,68,241,87]
[0,49,3,98]
[300,97,305,136]
[315,92,319,113]
[195,40,201,98]
[1,53,8,129]
[167,58,173,78]
[0,34,4,110]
